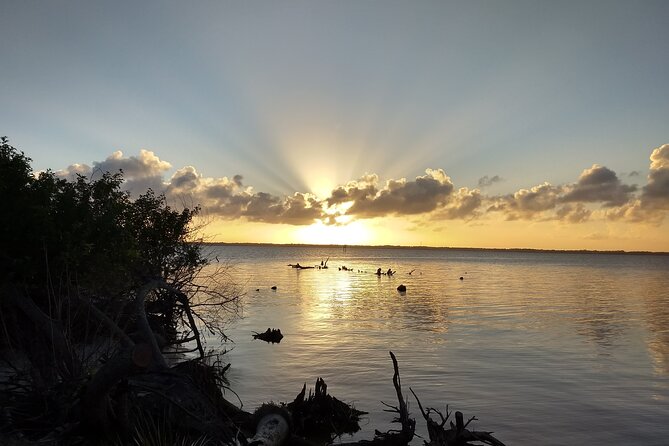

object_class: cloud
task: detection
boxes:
[54,144,668,228]
[57,152,323,226]
[437,187,482,220]
[327,173,380,207]
[488,163,640,223]
[640,144,669,210]
[560,164,636,207]
[605,144,669,224]
[327,169,455,218]
[166,167,322,225]
[605,200,649,223]
[477,175,503,188]
[244,192,323,225]
[555,203,591,223]
[55,162,91,180]
[169,166,200,191]
[584,232,608,240]
[56,149,171,197]
[487,182,563,220]
[94,150,171,179]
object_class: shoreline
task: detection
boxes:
[201,241,669,257]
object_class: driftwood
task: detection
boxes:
[288,263,315,269]
[253,328,284,343]
[410,388,506,446]
[340,351,415,446]
[248,405,291,446]
[339,352,505,446]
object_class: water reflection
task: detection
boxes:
[210,246,669,445]
[641,275,669,376]
[570,275,628,351]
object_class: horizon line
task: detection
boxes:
[198,241,669,256]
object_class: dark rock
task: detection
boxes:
[397,284,407,292]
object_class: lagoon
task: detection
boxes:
[204,244,669,445]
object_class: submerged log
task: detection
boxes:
[288,263,315,269]
[253,328,284,343]
[288,378,366,442]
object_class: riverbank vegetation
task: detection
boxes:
[0,137,241,444]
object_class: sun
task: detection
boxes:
[294,219,373,245]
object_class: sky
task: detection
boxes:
[2,0,669,251]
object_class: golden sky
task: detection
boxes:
[53,144,669,252]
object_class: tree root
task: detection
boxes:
[410,388,506,446]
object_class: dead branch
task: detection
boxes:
[157,280,205,359]
[410,388,506,446]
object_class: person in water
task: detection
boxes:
[387,268,394,276]
[376,268,382,275]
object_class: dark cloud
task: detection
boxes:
[488,182,563,220]
[244,192,322,225]
[328,169,455,218]
[477,175,503,188]
[437,188,482,220]
[605,144,669,224]
[327,174,379,207]
[166,167,322,225]
[169,166,199,190]
[488,163,642,223]
[556,204,591,223]
[561,164,636,207]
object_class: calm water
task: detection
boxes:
[202,244,669,445]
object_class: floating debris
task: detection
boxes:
[253,328,284,343]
